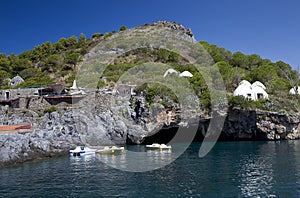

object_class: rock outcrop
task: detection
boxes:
[220,109,300,140]
[0,111,82,168]
[1,92,300,168]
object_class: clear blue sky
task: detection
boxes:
[1,0,299,69]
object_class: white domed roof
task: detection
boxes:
[233,84,254,99]
[238,80,251,87]
[233,80,269,100]
[179,71,193,78]
[252,81,266,90]
[163,68,179,78]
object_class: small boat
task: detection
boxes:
[96,146,125,154]
[69,146,97,157]
[146,143,172,150]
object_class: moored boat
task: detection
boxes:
[96,146,124,154]
[69,146,97,156]
[146,143,172,150]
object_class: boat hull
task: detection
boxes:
[69,146,96,157]
[146,147,171,150]
[96,147,124,154]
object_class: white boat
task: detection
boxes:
[69,146,97,156]
[146,143,172,150]
[96,146,125,154]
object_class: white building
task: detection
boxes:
[289,86,300,95]
[251,85,268,100]
[233,80,268,100]
[233,80,254,100]
[10,75,25,87]
[163,68,179,78]
[179,71,193,78]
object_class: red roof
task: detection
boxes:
[0,124,31,131]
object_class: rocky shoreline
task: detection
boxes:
[1,97,300,168]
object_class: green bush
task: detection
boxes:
[227,95,272,110]
[92,33,103,38]
[44,106,57,114]
[119,25,127,31]
[103,32,113,39]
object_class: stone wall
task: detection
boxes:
[0,88,39,101]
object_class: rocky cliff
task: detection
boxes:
[221,109,300,140]
[1,91,300,168]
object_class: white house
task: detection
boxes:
[233,80,254,100]
[251,85,268,100]
[163,68,179,78]
[289,86,300,95]
[10,75,24,87]
[179,71,193,78]
[233,80,268,100]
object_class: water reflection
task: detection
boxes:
[69,153,96,165]
[238,154,275,197]
[237,141,300,197]
[4,142,300,197]
[95,152,127,170]
[94,147,173,172]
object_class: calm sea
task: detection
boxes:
[1,141,300,197]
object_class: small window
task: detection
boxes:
[247,93,252,98]
[257,93,263,99]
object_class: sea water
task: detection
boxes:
[1,141,300,197]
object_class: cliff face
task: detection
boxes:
[256,111,300,139]
[133,98,300,142]
[96,93,300,143]
[221,109,300,140]
[0,109,133,167]
[1,93,300,167]
[0,111,82,167]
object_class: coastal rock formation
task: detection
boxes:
[1,94,300,168]
[0,113,82,168]
[256,111,300,140]
[221,109,300,140]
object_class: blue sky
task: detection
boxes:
[1,0,299,69]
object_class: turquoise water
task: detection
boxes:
[1,141,300,197]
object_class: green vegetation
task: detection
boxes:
[0,31,102,88]
[44,106,57,114]
[119,25,127,31]
[200,41,299,112]
[0,24,298,113]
